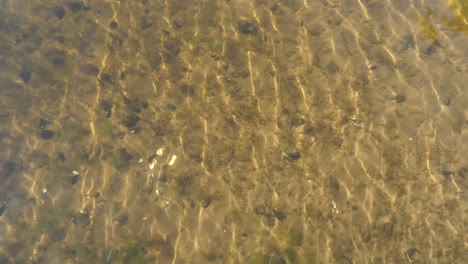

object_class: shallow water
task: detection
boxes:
[0,0,467,263]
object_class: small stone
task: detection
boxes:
[40,130,55,140]
[392,94,406,103]
[287,152,301,161]
[53,6,66,19]
[122,114,140,128]
[57,152,66,161]
[71,175,80,185]
[273,210,286,221]
[74,212,90,227]
[116,215,128,226]
[52,58,65,66]
[100,73,113,83]
[158,175,167,182]
[238,20,258,35]
[109,20,117,29]
[19,68,31,84]
[100,100,112,112]
[292,118,305,127]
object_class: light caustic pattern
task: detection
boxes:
[0,0,466,263]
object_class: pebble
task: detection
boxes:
[40,130,55,140]
[56,152,66,161]
[392,94,406,103]
[71,175,80,186]
[292,118,305,127]
[19,68,31,84]
[122,114,140,128]
[287,152,301,161]
[238,20,258,35]
[53,6,66,19]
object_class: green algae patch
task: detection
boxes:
[443,0,468,33]
[418,10,439,42]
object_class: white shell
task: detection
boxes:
[156,148,165,156]
[168,155,177,166]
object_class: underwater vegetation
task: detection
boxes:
[442,0,468,33]
[418,10,439,42]
[418,1,468,42]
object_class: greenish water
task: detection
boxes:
[0,0,467,263]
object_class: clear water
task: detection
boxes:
[0,0,467,263]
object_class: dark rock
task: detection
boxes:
[292,118,305,127]
[159,175,167,182]
[19,68,31,84]
[53,6,66,19]
[369,65,378,70]
[74,212,90,226]
[273,210,286,221]
[392,94,406,103]
[51,58,65,66]
[286,152,301,161]
[71,175,80,185]
[99,73,113,83]
[109,20,117,29]
[40,130,55,140]
[122,114,140,128]
[57,152,66,161]
[116,215,128,226]
[238,20,258,35]
[100,99,112,112]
